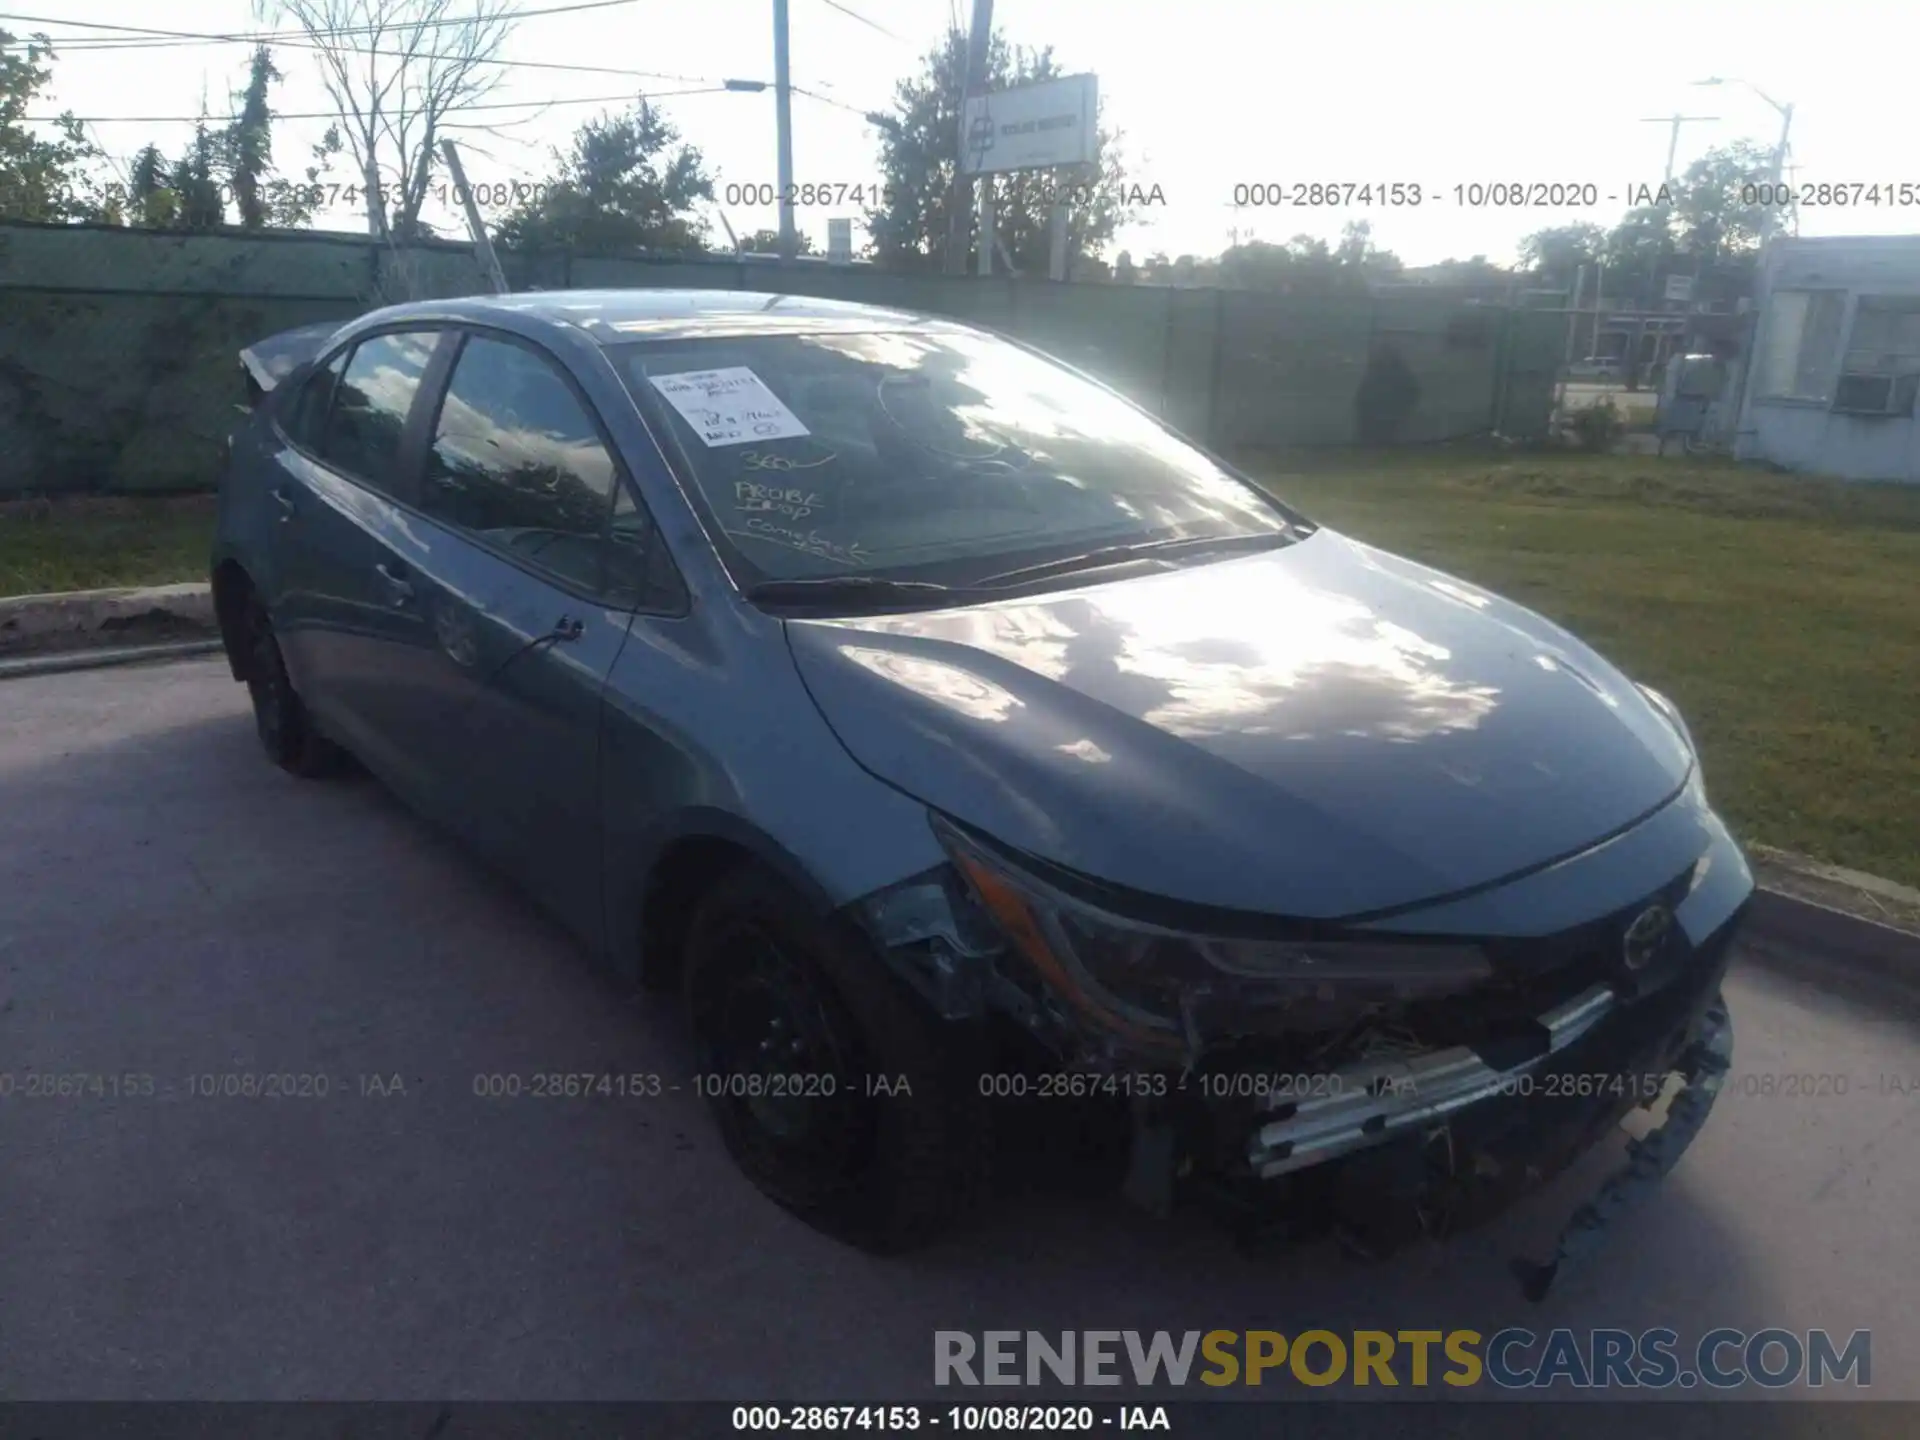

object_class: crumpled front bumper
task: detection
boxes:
[1212,898,1743,1291]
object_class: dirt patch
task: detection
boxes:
[0,609,219,658]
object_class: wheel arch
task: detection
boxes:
[210,554,257,682]
[624,810,841,993]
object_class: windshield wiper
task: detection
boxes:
[745,576,963,607]
[971,530,1293,588]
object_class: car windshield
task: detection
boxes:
[612,328,1299,590]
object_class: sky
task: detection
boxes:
[13,0,1918,267]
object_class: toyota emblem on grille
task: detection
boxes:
[1622,903,1674,971]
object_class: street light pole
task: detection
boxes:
[773,0,797,260]
[1763,102,1795,243]
[1692,77,1794,242]
[1691,77,1795,454]
[1639,113,1720,186]
[945,0,995,275]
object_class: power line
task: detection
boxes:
[29,86,737,124]
[53,27,718,85]
[813,0,907,43]
[4,5,717,85]
[0,0,643,48]
[790,83,889,119]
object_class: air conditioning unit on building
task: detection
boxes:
[1830,371,1920,416]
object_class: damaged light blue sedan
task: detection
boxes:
[214,291,1750,1294]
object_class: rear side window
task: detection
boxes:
[320,331,439,494]
[284,349,346,452]
[422,334,623,593]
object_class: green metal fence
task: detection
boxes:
[0,220,1565,494]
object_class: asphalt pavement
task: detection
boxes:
[2,657,1917,1404]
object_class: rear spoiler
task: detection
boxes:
[239,319,350,398]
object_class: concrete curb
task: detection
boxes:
[1741,889,1920,992]
[0,638,225,680]
[0,581,214,654]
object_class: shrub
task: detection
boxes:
[1565,398,1624,453]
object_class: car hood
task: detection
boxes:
[784,531,1694,920]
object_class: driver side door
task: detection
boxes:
[368,327,675,947]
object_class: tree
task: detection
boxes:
[1601,204,1679,302]
[493,100,713,254]
[227,46,280,228]
[253,0,518,238]
[168,117,227,230]
[1517,222,1607,290]
[126,143,179,228]
[1672,140,1779,262]
[1214,239,1294,289]
[263,124,345,229]
[1419,255,1514,286]
[1336,219,1401,279]
[866,28,1134,274]
[1208,225,1401,293]
[0,30,110,222]
[115,52,338,233]
[737,227,815,255]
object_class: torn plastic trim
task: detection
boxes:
[1246,982,1618,1179]
[850,864,1004,1020]
[239,319,347,395]
[1511,988,1733,1301]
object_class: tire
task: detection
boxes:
[683,866,988,1252]
[241,592,341,778]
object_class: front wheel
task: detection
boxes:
[683,867,988,1252]
[240,593,341,778]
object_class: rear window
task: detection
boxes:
[320,330,439,495]
[613,328,1292,588]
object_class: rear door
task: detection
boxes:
[266,327,455,801]
[376,327,670,945]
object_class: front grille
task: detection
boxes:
[1401,866,1698,1056]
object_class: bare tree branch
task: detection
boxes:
[253,0,519,236]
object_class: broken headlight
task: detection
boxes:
[931,814,1493,1059]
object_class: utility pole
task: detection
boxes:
[773,0,797,259]
[440,139,509,295]
[1639,113,1720,186]
[944,0,994,275]
[1761,103,1795,245]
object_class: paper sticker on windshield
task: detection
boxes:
[648,367,811,447]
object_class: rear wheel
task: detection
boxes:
[683,866,987,1252]
[241,593,340,778]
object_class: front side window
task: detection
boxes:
[423,334,622,593]
[1754,290,1845,401]
[613,328,1296,589]
[320,330,439,493]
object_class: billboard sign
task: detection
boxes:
[1664,274,1694,303]
[960,74,1098,175]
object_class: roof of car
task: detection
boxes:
[368,289,966,344]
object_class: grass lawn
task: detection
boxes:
[0,494,217,599]
[1245,447,1920,890]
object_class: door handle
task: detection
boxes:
[271,487,296,521]
[374,563,415,604]
[552,614,584,643]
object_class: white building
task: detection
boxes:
[1736,235,1920,482]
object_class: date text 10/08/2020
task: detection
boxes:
[1226,180,1920,209]
[731,1406,1170,1432]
